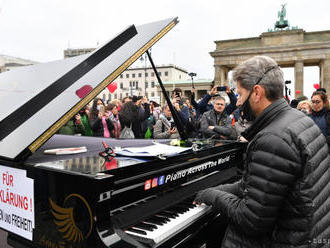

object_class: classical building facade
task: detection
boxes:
[64,48,95,58]
[210,29,330,96]
[98,64,189,103]
[0,54,37,73]
[159,79,213,104]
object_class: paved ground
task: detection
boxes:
[0,229,12,247]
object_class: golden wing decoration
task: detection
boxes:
[49,198,83,243]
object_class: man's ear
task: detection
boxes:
[252,85,264,102]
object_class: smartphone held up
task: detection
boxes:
[217,86,227,91]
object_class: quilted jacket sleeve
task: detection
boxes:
[198,133,300,236]
[212,180,242,197]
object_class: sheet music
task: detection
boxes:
[115,143,191,157]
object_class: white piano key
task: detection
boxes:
[124,203,211,246]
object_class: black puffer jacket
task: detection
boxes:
[197,98,330,247]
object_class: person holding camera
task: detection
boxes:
[89,98,114,137]
[191,84,237,121]
[58,113,86,136]
[153,104,180,139]
[171,88,190,124]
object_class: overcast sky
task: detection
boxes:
[0,0,329,98]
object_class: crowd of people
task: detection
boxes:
[58,76,329,150]
[58,85,242,140]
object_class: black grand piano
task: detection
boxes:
[0,17,245,248]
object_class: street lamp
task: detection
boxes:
[188,72,197,89]
[140,49,152,96]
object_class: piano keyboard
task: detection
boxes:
[124,199,212,246]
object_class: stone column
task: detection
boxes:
[294,61,304,97]
[320,59,330,94]
[220,66,229,85]
[214,65,221,85]
[214,65,228,85]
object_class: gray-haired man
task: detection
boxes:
[194,56,330,247]
[199,96,236,140]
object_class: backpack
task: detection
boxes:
[119,124,135,139]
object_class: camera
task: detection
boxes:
[175,92,181,98]
[217,86,227,91]
[170,122,176,129]
[99,106,105,115]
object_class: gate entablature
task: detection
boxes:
[211,29,330,96]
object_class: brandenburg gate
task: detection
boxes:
[210,6,330,96]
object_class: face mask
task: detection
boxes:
[239,65,278,122]
[241,92,256,122]
[97,105,102,111]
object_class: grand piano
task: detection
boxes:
[0,17,245,248]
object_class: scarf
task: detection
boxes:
[110,114,121,138]
[102,117,110,138]
[311,107,327,117]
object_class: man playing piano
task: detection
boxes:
[194,55,330,248]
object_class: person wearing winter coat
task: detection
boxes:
[153,104,180,139]
[119,96,150,138]
[199,96,236,140]
[194,56,330,248]
[309,90,329,151]
[89,98,114,137]
[58,114,85,135]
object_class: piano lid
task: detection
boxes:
[0,17,179,161]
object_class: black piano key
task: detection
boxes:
[151,215,168,224]
[163,210,179,217]
[158,211,177,218]
[155,214,170,222]
[177,203,194,210]
[134,222,157,231]
[126,227,147,235]
[167,206,186,214]
[145,217,165,226]
[144,219,163,226]
[142,221,158,229]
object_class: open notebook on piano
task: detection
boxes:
[0,17,245,248]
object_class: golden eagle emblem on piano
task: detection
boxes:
[49,193,93,243]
